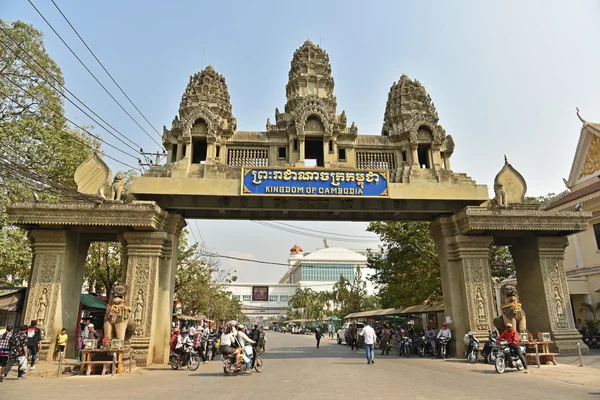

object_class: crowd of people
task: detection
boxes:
[169,321,267,374]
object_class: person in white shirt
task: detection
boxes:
[220,325,241,366]
[359,321,377,365]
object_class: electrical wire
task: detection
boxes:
[0,88,140,169]
[50,0,162,138]
[269,221,378,239]
[193,220,206,244]
[27,0,164,149]
[0,31,143,153]
[201,252,289,267]
[252,221,380,243]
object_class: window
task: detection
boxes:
[171,144,178,162]
[242,295,251,302]
[279,295,289,303]
[232,295,240,301]
[278,147,287,159]
[401,150,407,164]
[182,144,187,158]
[594,223,600,250]
[293,139,298,151]
[328,141,333,153]
[301,264,356,281]
[216,145,221,158]
[338,148,346,161]
[269,295,279,302]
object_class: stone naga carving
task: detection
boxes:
[104,284,135,342]
[494,284,527,333]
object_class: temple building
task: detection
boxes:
[544,113,600,321]
[154,39,472,187]
[226,242,376,322]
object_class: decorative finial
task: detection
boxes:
[504,154,508,165]
[576,107,587,124]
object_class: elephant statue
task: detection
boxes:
[104,284,136,343]
[493,284,527,333]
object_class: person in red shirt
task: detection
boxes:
[497,323,528,373]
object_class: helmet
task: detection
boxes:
[238,325,245,331]
[181,328,188,334]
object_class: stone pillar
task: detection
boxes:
[510,237,587,354]
[298,138,306,165]
[122,231,170,366]
[411,144,419,167]
[443,153,451,170]
[176,140,184,161]
[432,145,442,169]
[431,221,496,354]
[24,230,90,360]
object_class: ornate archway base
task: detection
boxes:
[431,206,590,355]
[8,201,185,366]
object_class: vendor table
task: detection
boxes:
[80,349,124,374]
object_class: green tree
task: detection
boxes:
[331,269,369,317]
[0,20,98,285]
[367,221,442,308]
[174,229,242,322]
[490,245,515,282]
[84,241,123,295]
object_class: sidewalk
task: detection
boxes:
[4,358,79,379]
[555,347,600,369]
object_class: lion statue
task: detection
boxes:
[110,173,125,201]
[493,284,526,333]
[104,284,136,343]
[490,182,508,208]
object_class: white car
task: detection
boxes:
[337,322,364,345]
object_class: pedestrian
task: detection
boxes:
[315,326,323,349]
[349,322,358,351]
[5,325,28,379]
[380,325,390,356]
[359,321,377,364]
[26,320,42,369]
[0,325,13,382]
[53,328,68,361]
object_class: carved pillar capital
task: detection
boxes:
[122,231,169,257]
[447,235,493,260]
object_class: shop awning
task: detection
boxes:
[0,288,26,312]
[80,294,107,310]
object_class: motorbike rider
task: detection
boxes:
[175,328,194,363]
[497,323,528,373]
[436,323,452,356]
[220,325,242,367]
[407,321,415,338]
[236,325,255,374]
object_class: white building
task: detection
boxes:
[226,243,377,322]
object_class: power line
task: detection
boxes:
[27,0,164,149]
[0,91,139,170]
[50,0,162,138]
[269,221,378,239]
[193,220,206,244]
[202,252,289,267]
[0,81,140,164]
[0,30,143,153]
[252,221,380,243]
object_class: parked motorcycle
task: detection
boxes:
[437,337,450,359]
[169,345,200,371]
[483,330,498,364]
[418,335,427,357]
[494,340,526,374]
[465,332,480,364]
[403,337,413,358]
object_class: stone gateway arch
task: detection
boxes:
[8,40,589,365]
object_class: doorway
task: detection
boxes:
[417,144,431,169]
[305,138,324,167]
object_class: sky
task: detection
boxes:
[3,0,600,283]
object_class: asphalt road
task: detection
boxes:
[1,332,599,399]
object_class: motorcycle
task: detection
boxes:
[437,337,450,359]
[169,345,200,371]
[396,336,404,356]
[207,333,219,361]
[494,340,526,374]
[483,330,498,364]
[222,344,264,376]
[418,335,427,357]
[403,337,413,358]
[465,332,480,364]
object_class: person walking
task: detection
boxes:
[349,322,358,351]
[315,326,323,349]
[26,320,42,370]
[5,325,28,380]
[360,322,377,364]
[0,326,13,383]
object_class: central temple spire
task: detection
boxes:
[285,39,336,115]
